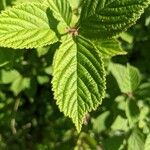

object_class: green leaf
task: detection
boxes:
[79,0,150,38]
[125,98,140,127]
[111,115,128,132]
[145,134,150,150]
[128,129,145,150]
[92,39,127,58]
[45,0,72,26]
[120,32,134,44]
[69,0,81,9]
[10,76,30,96]
[109,63,141,94]
[0,69,20,84]
[36,47,49,57]
[0,3,58,49]
[92,111,110,133]
[0,69,30,95]
[52,35,106,132]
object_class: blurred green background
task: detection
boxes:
[0,0,150,149]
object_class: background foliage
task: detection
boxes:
[0,0,150,149]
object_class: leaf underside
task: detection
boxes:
[52,35,106,132]
[79,0,150,38]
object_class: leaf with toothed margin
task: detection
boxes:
[0,3,58,49]
[52,35,106,132]
[45,0,72,26]
[44,0,73,35]
[79,0,150,38]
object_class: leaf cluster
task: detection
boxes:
[0,0,150,149]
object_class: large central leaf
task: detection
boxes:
[52,35,106,131]
[79,0,150,38]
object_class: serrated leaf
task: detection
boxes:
[92,39,127,58]
[0,3,58,49]
[45,0,72,26]
[128,129,145,150]
[79,0,150,38]
[52,35,106,132]
[145,134,150,150]
[109,63,141,94]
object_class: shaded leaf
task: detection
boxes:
[0,47,23,67]
[125,98,140,127]
[79,0,150,38]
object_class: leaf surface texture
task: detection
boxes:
[52,35,106,131]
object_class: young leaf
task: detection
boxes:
[0,3,58,49]
[79,0,150,38]
[109,63,141,94]
[52,35,106,132]
[92,39,127,58]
